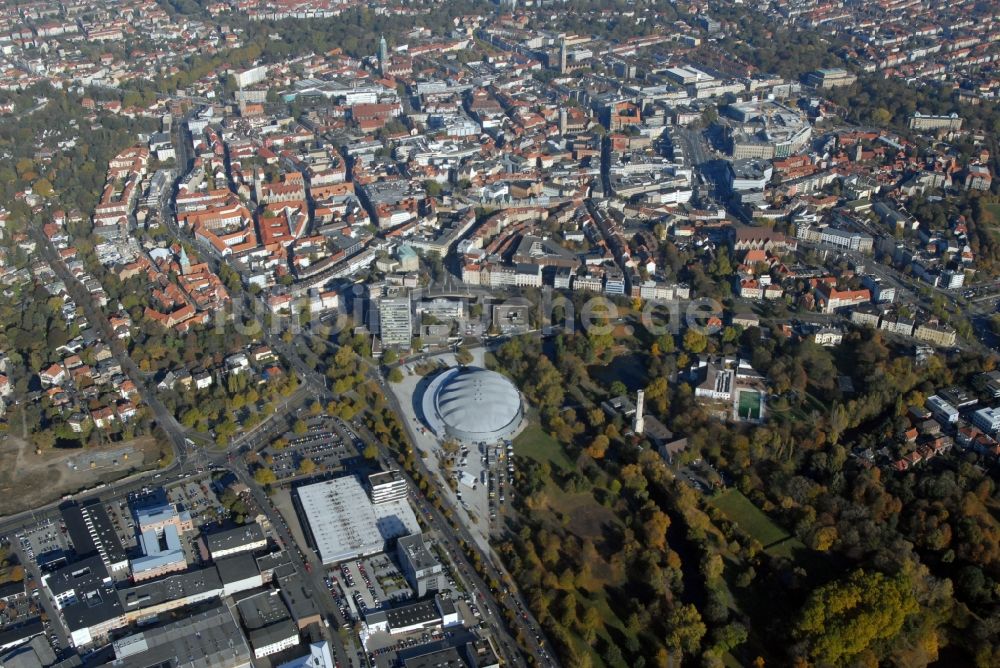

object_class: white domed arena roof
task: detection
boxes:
[422,367,523,443]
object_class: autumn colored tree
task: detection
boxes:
[585,434,609,459]
[793,569,918,666]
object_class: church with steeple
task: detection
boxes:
[178,245,192,275]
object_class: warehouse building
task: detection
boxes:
[297,476,420,565]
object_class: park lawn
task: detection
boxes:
[710,489,797,552]
[985,202,1000,222]
[983,203,1000,240]
[514,424,574,472]
[766,536,806,560]
[514,421,625,668]
[571,590,630,668]
[514,423,630,665]
[548,488,625,587]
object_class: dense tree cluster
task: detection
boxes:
[492,297,1000,667]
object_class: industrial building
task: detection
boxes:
[297,476,420,565]
[61,500,129,575]
[110,603,252,668]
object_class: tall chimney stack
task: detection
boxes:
[634,389,645,435]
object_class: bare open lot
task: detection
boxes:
[0,434,161,516]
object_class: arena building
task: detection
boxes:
[421,367,523,444]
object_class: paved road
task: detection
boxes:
[676,126,712,168]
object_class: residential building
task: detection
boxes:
[879,315,915,337]
[818,227,873,253]
[913,322,957,347]
[861,275,895,303]
[851,303,882,328]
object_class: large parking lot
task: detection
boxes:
[362,596,485,668]
[264,416,358,480]
[165,477,228,524]
[327,553,415,623]
[105,496,138,554]
[16,517,71,567]
[365,628,456,667]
